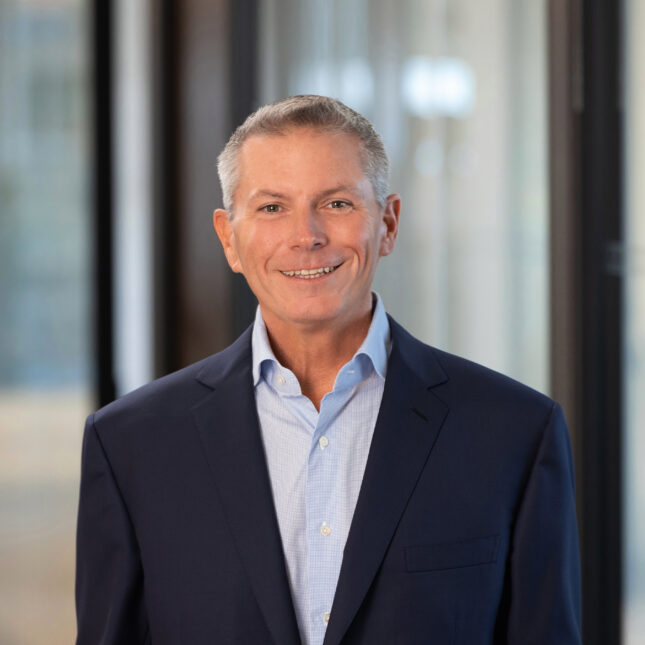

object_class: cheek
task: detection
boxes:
[234,225,279,272]
[340,219,377,248]
[353,227,383,261]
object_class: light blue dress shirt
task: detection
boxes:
[252,294,391,645]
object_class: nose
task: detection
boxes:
[288,207,328,250]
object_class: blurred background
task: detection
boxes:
[0,0,641,643]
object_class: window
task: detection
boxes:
[0,1,92,642]
[259,0,548,391]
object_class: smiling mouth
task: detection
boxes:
[280,264,341,279]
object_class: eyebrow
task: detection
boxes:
[313,185,358,200]
[249,189,288,201]
[249,185,360,203]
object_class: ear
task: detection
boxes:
[213,209,242,273]
[378,193,401,257]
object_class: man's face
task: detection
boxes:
[214,127,400,333]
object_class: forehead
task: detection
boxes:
[237,127,365,180]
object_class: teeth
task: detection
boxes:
[281,266,337,278]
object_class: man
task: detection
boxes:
[76,95,581,644]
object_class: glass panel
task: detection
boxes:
[623,1,645,641]
[0,1,92,642]
[259,0,548,392]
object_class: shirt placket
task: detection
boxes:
[304,382,358,645]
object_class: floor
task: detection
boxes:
[0,389,88,644]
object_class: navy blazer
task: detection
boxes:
[75,318,581,644]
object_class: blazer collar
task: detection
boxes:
[386,315,448,387]
[194,324,254,389]
[191,323,302,645]
[323,317,449,645]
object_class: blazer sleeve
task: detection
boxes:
[75,414,150,644]
[507,402,582,644]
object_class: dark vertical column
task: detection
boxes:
[549,0,582,453]
[550,1,624,643]
[151,0,180,376]
[92,0,115,406]
[548,1,586,622]
[230,0,260,337]
[145,0,262,371]
[173,0,236,367]
[579,0,624,643]
[231,0,259,125]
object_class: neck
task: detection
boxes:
[262,307,373,410]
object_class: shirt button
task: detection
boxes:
[276,374,286,385]
[324,612,331,624]
[319,436,329,450]
[320,522,332,537]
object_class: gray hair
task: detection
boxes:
[217,95,390,214]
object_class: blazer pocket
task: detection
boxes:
[405,534,500,572]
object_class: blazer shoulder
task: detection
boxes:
[93,325,253,430]
[428,346,561,451]
[435,346,551,403]
[395,328,566,467]
[389,317,555,419]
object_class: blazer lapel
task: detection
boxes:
[191,330,301,645]
[323,320,449,645]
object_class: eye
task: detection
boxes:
[329,200,351,209]
[260,203,281,213]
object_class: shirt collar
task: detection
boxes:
[251,293,391,387]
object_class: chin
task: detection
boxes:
[280,298,345,326]
[288,306,341,325]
